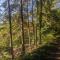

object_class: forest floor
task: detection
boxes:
[22,39,60,60]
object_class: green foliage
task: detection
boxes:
[0,0,60,60]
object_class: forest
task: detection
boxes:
[0,0,60,60]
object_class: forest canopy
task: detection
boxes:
[0,0,60,60]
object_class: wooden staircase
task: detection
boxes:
[45,40,60,60]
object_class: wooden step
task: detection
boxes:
[44,40,60,60]
[50,42,60,45]
[50,52,60,55]
[47,52,60,57]
[57,47,60,49]
[46,56,60,60]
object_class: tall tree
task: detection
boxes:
[7,0,14,59]
[31,0,35,45]
[39,0,43,44]
[20,0,25,56]
[27,0,31,47]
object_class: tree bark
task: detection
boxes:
[39,0,43,44]
[20,0,25,56]
[7,0,14,59]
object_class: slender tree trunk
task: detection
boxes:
[7,0,14,60]
[46,0,51,25]
[32,0,35,45]
[39,0,43,44]
[35,24,37,47]
[35,0,39,47]
[20,0,25,56]
[27,0,31,48]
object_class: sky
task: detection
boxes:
[0,0,5,13]
[0,0,3,4]
[0,0,60,12]
[56,3,60,8]
[0,0,60,22]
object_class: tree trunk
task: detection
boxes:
[32,0,35,45]
[39,0,43,44]
[27,0,31,48]
[7,0,14,59]
[20,0,25,56]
